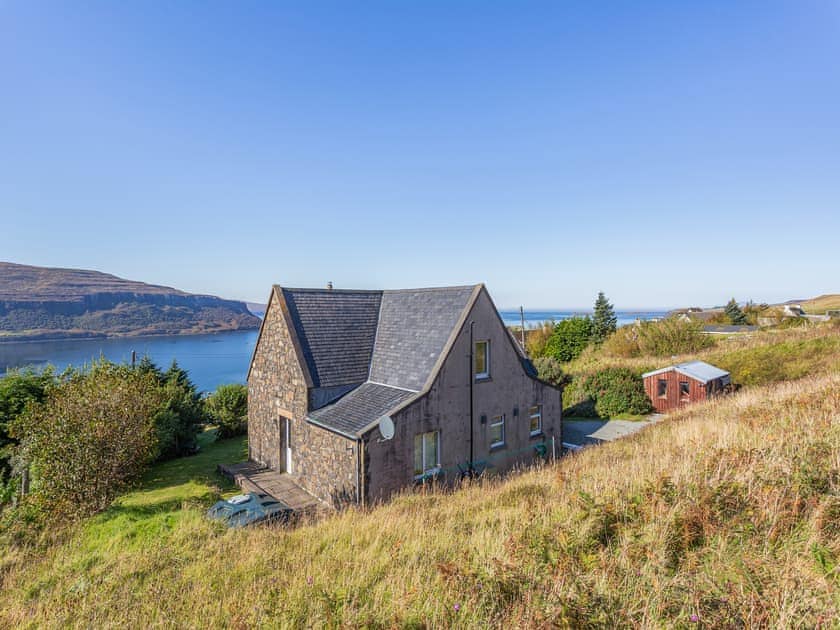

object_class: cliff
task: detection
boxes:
[0,262,261,342]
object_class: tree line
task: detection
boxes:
[0,358,247,519]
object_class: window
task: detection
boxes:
[679,381,690,398]
[657,379,668,398]
[475,340,490,379]
[489,414,505,448]
[413,431,440,478]
[528,405,542,436]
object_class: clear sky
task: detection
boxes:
[1,2,838,309]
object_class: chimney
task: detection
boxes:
[327,281,333,290]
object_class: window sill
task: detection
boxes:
[529,431,544,439]
[489,442,506,452]
[474,376,492,383]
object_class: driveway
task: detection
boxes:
[562,415,664,448]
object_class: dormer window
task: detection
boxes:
[475,340,490,379]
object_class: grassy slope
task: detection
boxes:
[1,336,839,627]
[566,322,840,380]
[798,294,840,314]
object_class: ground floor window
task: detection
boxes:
[529,405,542,436]
[679,381,690,399]
[414,431,440,478]
[657,379,668,398]
[489,414,505,448]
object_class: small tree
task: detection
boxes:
[205,384,248,439]
[11,362,164,516]
[545,316,593,362]
[140,359,205,459]
[725,299,748,325]
[591,292,618,344]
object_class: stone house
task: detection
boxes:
[247,283,562,507]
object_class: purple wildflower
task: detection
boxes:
[690,613,700,623]
[306,576,313,586]
[454,603,461,612]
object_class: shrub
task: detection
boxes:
[581,367,652,418]
[205,384,248,438]
[603,318,713,358]
[0,368,55,493]
[545,316,593,362]
[525,321,555,358]
[138,359,205,458]
[10,362,164,517]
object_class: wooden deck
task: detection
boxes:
[218,461,325,514]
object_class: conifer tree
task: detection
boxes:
[725,298,748,325]
[591,291,618,344]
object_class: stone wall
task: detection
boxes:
[293,420,357,507]
[364,288,563,504]
[247,289,308,471]
[248,288,357,507]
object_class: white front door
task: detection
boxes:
[285,418,293,474]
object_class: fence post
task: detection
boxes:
[551,436,556,463]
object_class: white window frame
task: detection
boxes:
[528,404,542,437]
[489,414,505,449]
[413,430,440,479]
[475,340,490,379]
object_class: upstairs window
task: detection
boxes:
[475,340,490,379]
[529,405,542,436]
[679,381,690,399]
[489,414,505,448]
[414,431,440,478]
[657,379,668,398]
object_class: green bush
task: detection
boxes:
[138,358,205,458]
[10,362,165,517]
[581,368,652,418]
[205,384,248,438]
[0,368,55,500]
[545,316,593,362]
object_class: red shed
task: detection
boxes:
[642,361,731,413]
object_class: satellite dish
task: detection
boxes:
[378,415,395,440]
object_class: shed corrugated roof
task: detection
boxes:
[642,360,730,383]
[307,382,417,437]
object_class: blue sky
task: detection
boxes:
[1,2,838,309]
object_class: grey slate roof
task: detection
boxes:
[272,284,480,436]
[307,382,417,437]
[281,288,382,388]
[369,286,476,391]
[643,360,730,383]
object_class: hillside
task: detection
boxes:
[0,262,260,341]
[795,294,840,314]
[0,325,837,627]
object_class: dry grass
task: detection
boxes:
[1,359,838,626]
[798,294,840,315]
[569,321,840,377]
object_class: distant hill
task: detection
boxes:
[245,302,267,318]
[0,262,261,342]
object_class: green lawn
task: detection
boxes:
[79,430,247,551]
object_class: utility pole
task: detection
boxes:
[519,306,526,355]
